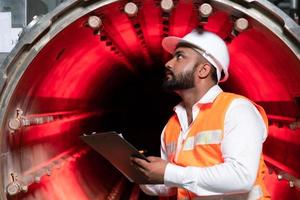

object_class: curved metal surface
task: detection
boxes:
[0,0,299,199]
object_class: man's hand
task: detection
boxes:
[131,156,168,184]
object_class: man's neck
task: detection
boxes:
[177,83,216,111]
[176,82,217,125]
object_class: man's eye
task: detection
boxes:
[175,54,183,60]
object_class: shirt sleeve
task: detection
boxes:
[163,98,267,196]
[139,126,177,196]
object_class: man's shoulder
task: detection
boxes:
[213,92,260,114]
[220,92,255,107]
[221,92,248,100]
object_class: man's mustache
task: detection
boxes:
[165,69,173,76]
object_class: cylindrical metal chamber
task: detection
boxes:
[0,0,300,199]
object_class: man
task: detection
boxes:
[131,29,270,200]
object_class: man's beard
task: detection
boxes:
[162,68,195,91]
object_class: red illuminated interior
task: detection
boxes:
[4,0,300,199]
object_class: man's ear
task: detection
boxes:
[196,63,211,79]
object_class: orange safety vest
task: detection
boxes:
[163,92,270,200]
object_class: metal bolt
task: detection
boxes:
[8,118,22,131]
[88,16,102,29]
[6,182,21,196]
[34,176,41,183]
[199,3,213,17]
[8,108,25,131]
[21,185,28,193]
[27,16,40,29]
[160,0,174,13]
[234,18,249,32]
[124,2,138,17]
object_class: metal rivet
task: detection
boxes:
[8,118,22,131]
[234,18,249,32]
[88,16,102,29]
[199,3,213,17]
[6,182,21,196]
[34,176,41,183]
[21,185,28,193]
[124,2,138,17]
[160,0,174,12]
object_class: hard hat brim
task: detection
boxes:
[162,36,182,54]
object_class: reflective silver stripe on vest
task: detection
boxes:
[166,141,177,155]
[183,136,195,151]
[183,130,222,151]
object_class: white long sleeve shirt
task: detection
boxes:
[141,85,267,198]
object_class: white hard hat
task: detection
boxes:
[162,30,230,82]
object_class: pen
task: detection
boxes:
[138,149,147,154]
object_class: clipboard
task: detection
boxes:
[80,131,150,184]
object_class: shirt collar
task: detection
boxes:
[197,84,223,104]
[174,85,223,112]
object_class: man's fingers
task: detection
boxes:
[131,157,150,176]
[131,156,166,184]
[133,164,147,174]
[147,156,161,162]
[131,157,148,169]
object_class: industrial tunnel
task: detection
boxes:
[0,0,300,199]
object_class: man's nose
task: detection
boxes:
[165,57,174,69]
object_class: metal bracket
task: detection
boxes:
[8,108,25,132]
[6,173,27,196]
